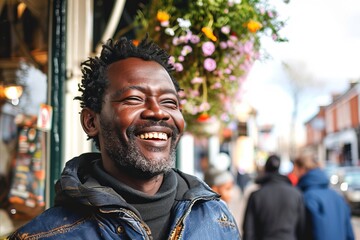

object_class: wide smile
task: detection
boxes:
[138,132,168,141]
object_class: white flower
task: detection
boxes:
[177,18,191,29]
[221,26,231,34]
[228,0,241,4]
[165,28,175,36]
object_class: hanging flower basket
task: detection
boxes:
[134,0,287,136]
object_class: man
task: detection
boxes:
[293,154,354,240]
[9,36,240,239]
[242,154,305,240]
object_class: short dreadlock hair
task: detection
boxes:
[75,35,180,148]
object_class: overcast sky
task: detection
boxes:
[243,0,360,136]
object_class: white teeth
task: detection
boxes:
[139,132,168,140]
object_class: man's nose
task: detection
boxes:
[140,99,170,121]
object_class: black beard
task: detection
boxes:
[100,117,180,179]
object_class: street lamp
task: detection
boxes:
[0,84,24,105]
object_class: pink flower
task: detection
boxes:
[230,35,238,41]
[190,90,200,97]
[243,41,253,54]
[221,113,230,121]
[160,21,169,27]
[220,41,227,49]
[178,55,185,62]
[227,40,235,48]
[199,102,210,111]
[168,56,175,65]
[178,91,186,98]
[202,41,215,56]
[204,58,217,71]
[174,63,184,72]
[172,37,180,46]
[229,75,236,81]
[191,77,203,84]
[224,68,232,74]
[211,82,222,89]
[190,35,200,44]
[181,45,193,56]
[179,35,188,43]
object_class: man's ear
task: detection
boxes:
[80,108,99,137]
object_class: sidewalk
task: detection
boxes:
[228,185,244,232]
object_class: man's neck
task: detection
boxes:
[103,160,164,196]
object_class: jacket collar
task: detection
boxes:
[55,153,218,208]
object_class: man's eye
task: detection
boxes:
[161,99,178,108]
[124,96,143,104]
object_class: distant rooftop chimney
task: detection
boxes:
[349,78,360,89]
[331,93,341,101]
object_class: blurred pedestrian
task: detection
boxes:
[242,154,305,240]
[287,169,299,186]
[294,154,354,240]
[204,167,234,204]
[236,168,251,193]
[238,175,259,235]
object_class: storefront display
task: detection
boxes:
[8,126,46,220]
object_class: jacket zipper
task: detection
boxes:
[99,208,153,240]
[168,196,218,240]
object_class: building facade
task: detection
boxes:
[304,82,360,166]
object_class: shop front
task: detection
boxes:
[324,128,359,166]
[0,0,138,236]
[0,0,67,236]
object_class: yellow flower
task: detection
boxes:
[202,27,217,41]
[247,20,262,33]
[157,10,170,22]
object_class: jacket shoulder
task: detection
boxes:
[8,206,98,239]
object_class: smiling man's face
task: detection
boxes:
[98,58,185,178]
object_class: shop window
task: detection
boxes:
[0,1,49,236]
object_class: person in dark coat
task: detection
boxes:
[294,154,354,240]
[242,154,305,240]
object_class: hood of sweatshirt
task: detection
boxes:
[297,168,329,191]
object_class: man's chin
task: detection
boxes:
[117,164,169,180]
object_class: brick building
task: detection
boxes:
[304,82,360,166]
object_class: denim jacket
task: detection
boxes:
[9,153,241,239]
